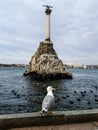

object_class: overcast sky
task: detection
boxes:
[0,0,98,65]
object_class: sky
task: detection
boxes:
[0,0,98,65]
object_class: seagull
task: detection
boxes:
[41,86,56,115]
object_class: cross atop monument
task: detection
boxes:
[43,5,53,42]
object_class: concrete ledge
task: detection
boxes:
[62,109,98,124]
[0,112,65,129]
[1,109,98,129]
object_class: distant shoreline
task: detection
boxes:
[0,63,98,70]
[0,63,27,67]
[65,64,98,70]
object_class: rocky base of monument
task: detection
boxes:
[23,71,72,80]
[24,41,73,80]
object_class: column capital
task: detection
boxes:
[45,8,52,15]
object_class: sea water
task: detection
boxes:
[0,67,98,114]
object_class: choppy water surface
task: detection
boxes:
[0,67,98,114]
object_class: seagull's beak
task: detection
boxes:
[52,87,57,91]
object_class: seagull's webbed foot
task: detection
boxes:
[39,110,47,116]
[48,111,56,115]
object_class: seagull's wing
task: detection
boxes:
[42,95,55,112]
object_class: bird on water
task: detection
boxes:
[41,86,56,115]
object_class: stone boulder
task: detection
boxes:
[24,41,72,79]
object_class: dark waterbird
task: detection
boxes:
[81,93,85,97]
[80,91,84,94]
[74,91,77,93]
[16,94,20,98]
[95,99,98,102]
[56,98,60,102]
[11,90,20,98]
[62,96,66,99]
[66,95,69,98]
[11,90,17,95]
[87,101,91,105]
[84,91,86,94]
[13,92,17,95]
[11,90,15,93]
[77,98,81,102]
[90,90,93,93]
[94,95,97,97]
[80,91,87,95]
[69,101,74,104]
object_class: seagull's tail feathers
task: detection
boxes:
[42,107,48,113]
[40,108,48,116]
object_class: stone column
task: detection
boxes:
[45,7,52,41]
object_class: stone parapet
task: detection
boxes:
[1,109,98,129]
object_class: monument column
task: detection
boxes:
[43,5,52,41]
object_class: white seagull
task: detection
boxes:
[41,86,56,115]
